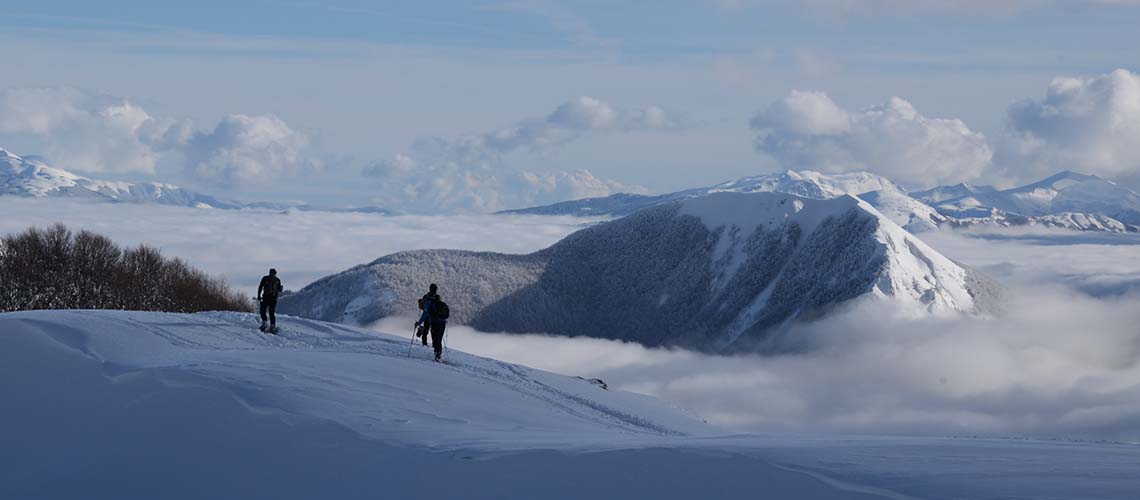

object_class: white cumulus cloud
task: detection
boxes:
[0,86,322,187]
[184,114,320,186]
[0,87,183,175]
[751,91,993,187]
[751,90,850,135]
[997,69,1140,183]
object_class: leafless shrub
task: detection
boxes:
[0,224,252,313]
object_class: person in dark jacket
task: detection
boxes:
[415,283,447,361]
[257,268,283,333]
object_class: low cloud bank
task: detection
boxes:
[7,199,1137,441]
[395,286,1140,441]
[377,229,1140,441]
[0,198,591,295]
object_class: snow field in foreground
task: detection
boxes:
[3,309,1140,499]
[0,309,894,500]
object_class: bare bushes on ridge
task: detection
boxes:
[0,224,252,313]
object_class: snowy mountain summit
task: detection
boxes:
[282,191,997,351]
[708,169,896,198]
[0,147,241,208]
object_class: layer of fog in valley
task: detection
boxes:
[0,198,595,296]
[378,227,1140,442]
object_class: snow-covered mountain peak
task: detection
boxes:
[283,191,995,351]
[1017,170,1101,192]
[679,191,863,240]
[709,169,900,199]
[912,182,998,204]
[686,171,943,234]
[0,146,398,213]
[0,146,245,208]
[1,148,84,197]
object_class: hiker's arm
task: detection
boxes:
[416,302,430,325]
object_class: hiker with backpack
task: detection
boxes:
[257,268,284,334]
[415,283,450,362]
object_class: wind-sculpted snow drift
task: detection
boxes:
[280,192,999,351]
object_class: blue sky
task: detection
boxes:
[2,1,1140,210]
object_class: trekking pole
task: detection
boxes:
[442,328,449,363]
[406,325,417,358]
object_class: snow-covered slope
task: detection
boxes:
[3,309,1136,500]
[0,309,857,500]
[0,310,703,447]
[857,188,948,233]
[505,170,944,233]
[0,148,242,208]
[283,192,997,351]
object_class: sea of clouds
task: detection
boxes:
[397,227,1140,442]
[0,198,595,296]
[4,199,1139,441]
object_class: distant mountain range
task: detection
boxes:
[280,191,1000,352]
[505,169,1140,233]
[911,171,1140,231]
[0,148,393,214]
[9,144,1139,232]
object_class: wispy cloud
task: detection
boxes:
[485,0,621,50]
[363,96,681,212]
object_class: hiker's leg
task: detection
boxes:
[431,323,445,357]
